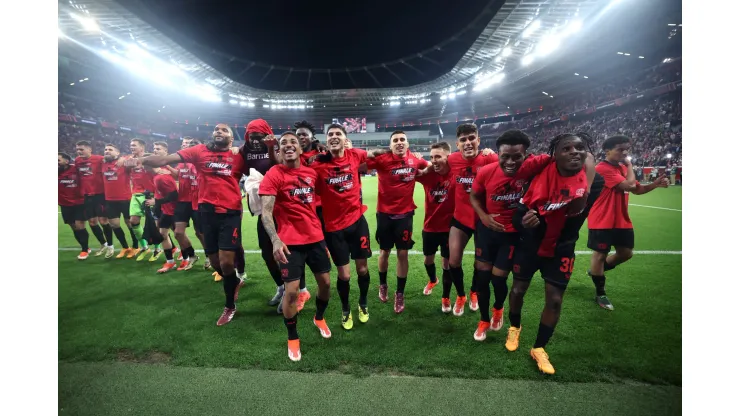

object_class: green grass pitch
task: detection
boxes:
[58,177,682,415]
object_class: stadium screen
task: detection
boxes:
[332,117,367,133]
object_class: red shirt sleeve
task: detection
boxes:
[472,167,489,194]
[258,167,281,196]
[162,175,178,194]
[177,144,201,164]
[417,157,429,169]
[519,154,552,177]
[596,163,626,189]
[352,149,368,165]
[365,153,381,170]
[485,153,499,164]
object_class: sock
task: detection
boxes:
[284,314,299,340]
[127,226,139,249]
[379,271,388,286]
[315,297,329,320]
[101,224,113,247]
[132,223,145,247]
[442,268,452,298]
[113,227,129,249]
[235,248,245,274]
[357,273,370,307]
[591,274,607,296]
[337,278,350,313]
[533,323,555,348]
[491,276,509,310]
[164,248,174,263]
[299,272,307,291]
[604,259,616,272]
[223,272,239,309]
[73,229,89,252]
[424,263,438,283]
[396,276,407,294]
[188,246,196,258]
[90,224,106,245]
[470,266,478,293]
[154,243,162,250]
[475,270,491,321]
[450,266,465,297]
[509,312,522,328]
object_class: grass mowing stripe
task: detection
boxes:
[629,203,682,212]
[57,247,682,255]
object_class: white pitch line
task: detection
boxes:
[57,248,682,255]
[629,204,682,212]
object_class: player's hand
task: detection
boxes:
[316,143,328,153]
[566,197,587,217]
[144,198,155,207]
[116,156,129,167]
[412,152,423,159]
[522,209,540,228]
[263,134,277,148]
[481,148,494,156]
[624,157,633,167]
[230,146,240,155]
[415,167,430,178]
[654,174,669,188]
[272,240,291,264]
[482,213,505,232]
[123,157,141,168]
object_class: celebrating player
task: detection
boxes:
[75,141,112,257]
[506,133,596,375]
[59,152,90,260]
[101,143,134,259]
[148,160,180,274]
[586,135,669,310]
[415,142,454,299]
[308,124,373,328]
[259,131,332,362]
[444,124,498,316]
[126,139,158,261]
[133,123,246,326]
[366,130,428,314]
[171,137,199,271]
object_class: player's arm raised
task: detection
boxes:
[260,195,290,264]
[131,153,183,168]
[612,157,638,192]
[631,172,670,195]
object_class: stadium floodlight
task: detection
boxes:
[536,36,561,57]
[263,104,269,108]
[567,20,583,34]
[624,53,631,56]
[188,84,220,102]
[239,101,247,106]
[440,94,448,100]
[522,20,541,38]
[229,99,238,105]
[638,56,645,59]
[574,73,579,76]
[495,56,503,63]
[389,101,401,106]
[521,54,535,66]
[617,52,624,55]
[542,91,548,95]
[666,153,672,159]
[502,47,512,57]
[70,13,100,32]
[583,75,589,79]
[70,82,75,86]
[457,90,466,96]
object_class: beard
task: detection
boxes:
[104,155,116,163]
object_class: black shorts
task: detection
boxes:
[279,241,332,282]
[200,210,242,255]
[450,217,475,238]
[375,212,415,250]
[83,194,106,219]
[422,231,450,258]
[60,205,85,225]
[587,228,635,253]
[512,245,575,290]
[192,210,202,234]
[325,215,373,266]
[174,202,194,225]
[474,221,519,271]
[158,214,175,230]
[105,200,131,220]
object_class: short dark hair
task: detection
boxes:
[131,138,147,147]
[294,120,316,135]
[548,132,594,156]
[153,141,168,150]
[280,130,298,140]
[430,142,451,152]
[58,152,72,162]
[326,123,347,136]
[182,136,194,142]
[75,140,91,148]
[602,135,631,151]
[105,143,119,151]
[389,130,406,139]
[190,139,201,145]
[496,130,531,149]
[456,123,478,138]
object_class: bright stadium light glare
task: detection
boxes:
[522,20,541,38]
[229,99,238,105]
[536,36,561,57]
[70,13,99,32]
[495,56,503,63]
[502,47,512,57]
[567,20,583,34]
[521,54,535,66]
[440,94,448,100]
[58,27,65,38]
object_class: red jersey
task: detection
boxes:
[259,164,323,245]
[153,173,178,216]
[588,162,634,230]
[311,148,367,232]
[301,149,322,207]
[58,165,84,206]
[190,164,200,211]
[178,144,245,212]
[366,152,428,215]
[101,160,132,201]
[415,170,455,233]
[448,152,499,229]
[75,155,105,196]
[175,163,197,203]
[130,164,156,194]
[521,162,588,257]
[472,155,551,233]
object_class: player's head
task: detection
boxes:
[294,120,316,152]
[496,130,531,176]
[602,135,631,163]
[278,131,302,163]
[326,123,347,152]
[58,152,72,171]
[212,123,233,147]
[429,142,451,173]
[389,130,408,156]
[344,137,353,149]
[103,143,120,162]
[181,136,195,150]
[456,123,479,158]
[130,138,146,156]
[245,119,273,152]
[548,132,592,174]
[153,141,169,156]
[75,141,92,158]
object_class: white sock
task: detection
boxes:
[300,287,308,293]
[167,259,174,264]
